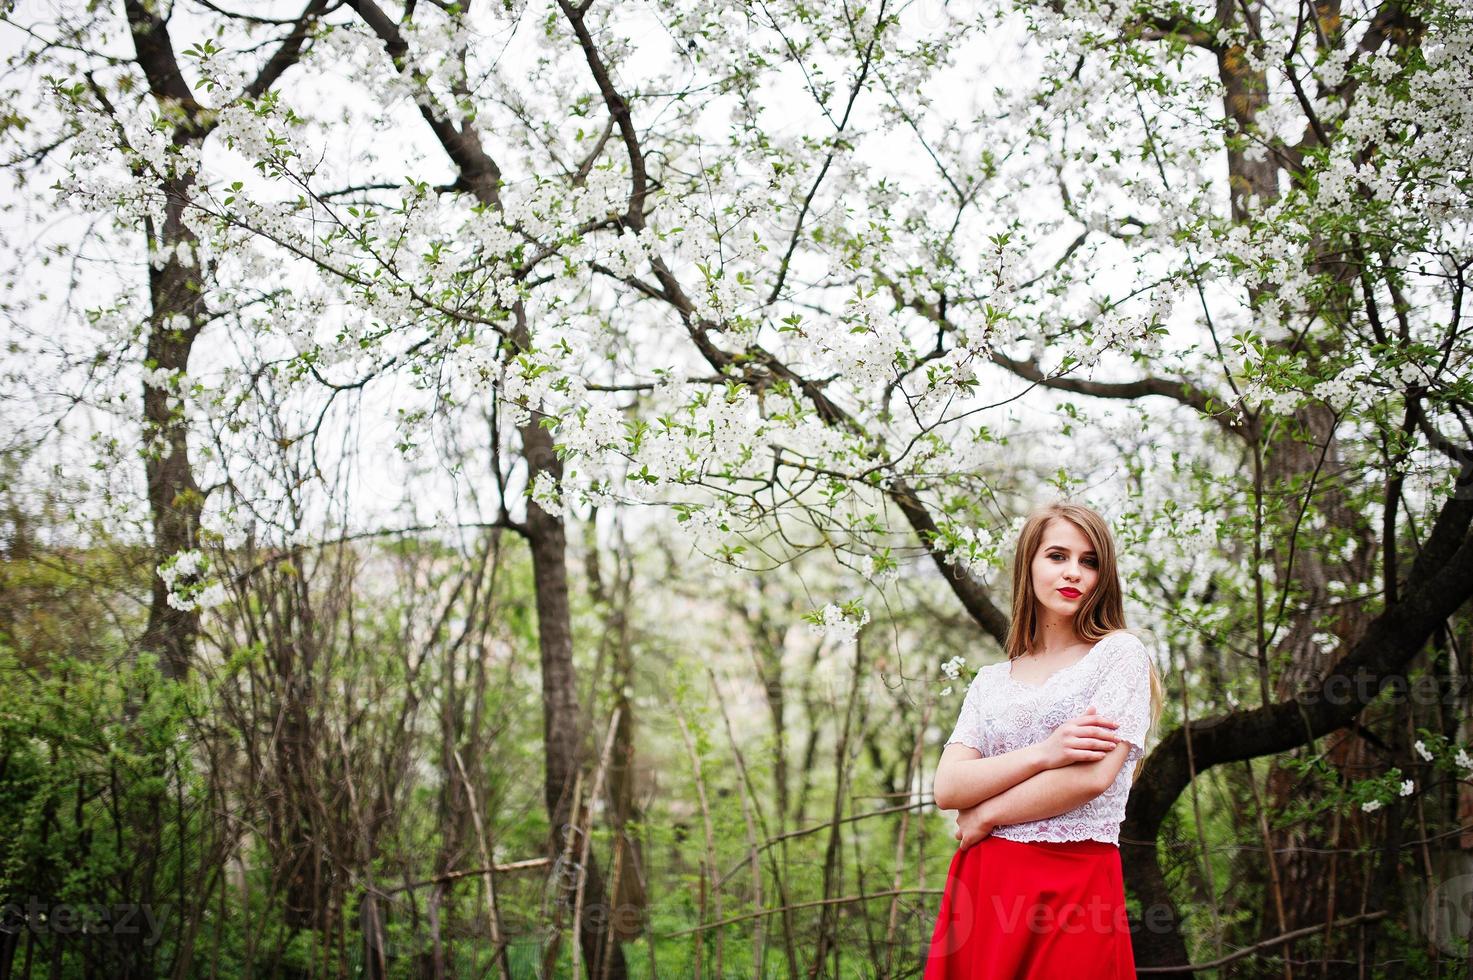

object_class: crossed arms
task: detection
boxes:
[931,709,1133,843]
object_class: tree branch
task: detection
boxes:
[241,0,336,101]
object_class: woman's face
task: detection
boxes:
[1029,518,1100,623]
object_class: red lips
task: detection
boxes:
[1058,588,1081,598]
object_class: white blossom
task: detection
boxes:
[158,549,228,612]
[529,471,565,519]
[807,603,870,644]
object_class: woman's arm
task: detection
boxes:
[935,706,1123,811]
[932,742,1049,810]
[978,738,1131,827]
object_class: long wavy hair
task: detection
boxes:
[1004,501,1165,780]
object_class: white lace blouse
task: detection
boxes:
[943,630,1154,845]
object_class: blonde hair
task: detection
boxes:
[1005,500,1165,782]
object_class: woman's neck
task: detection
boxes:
[1030,612,1081,657]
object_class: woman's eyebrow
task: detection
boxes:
[1043,544,1097,555]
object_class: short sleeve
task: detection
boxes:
[943,673,990,754]
[1086,634,1153,758]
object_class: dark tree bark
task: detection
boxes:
[123,0,330,681]
[122,0,211,683]
[521,393,624,978]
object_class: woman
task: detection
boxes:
[924,501,1164,979]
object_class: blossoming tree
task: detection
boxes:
[4,0,1472,974]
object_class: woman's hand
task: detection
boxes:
[1036,705,1121,769]
[953,800,996,850]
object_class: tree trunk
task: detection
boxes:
[520,383,628,980]
[123,2,209,682]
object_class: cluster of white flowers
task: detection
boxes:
[1050,0,1131,37]
[778,291,912,395]
[227,198,311,254]
[1310,369,1364,413]
[1314,154,1360,209]
[975,230,1032,300]
[1361,778,1415,814]
[681,501,745,559]
[157,549,228,612]
[1058,311,1155,373]
[1301,20,1473,226]
[1313,46,1354,90]
[931,521,1006,579]
[597,227,653,280]
[857,553,901,586]
[777,414,852,463]
[1358,719,1472,815]
[140,366,187,392]
[690,268,754,328]
[556,401,628,459]
[529,470,564,519]
[682,386,766,478]
[158,548,206,583]
[399,12,476,89]
[807,602,871,644]
[492,354,562,428]
[200,504,248,550]
[1411,738,1473,772]
[1235,355,1376,418]
[215,102,293,167]
[909,347,980,417]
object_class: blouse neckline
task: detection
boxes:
[1003,633,1115,690]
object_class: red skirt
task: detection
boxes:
[923,835,1136,979]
